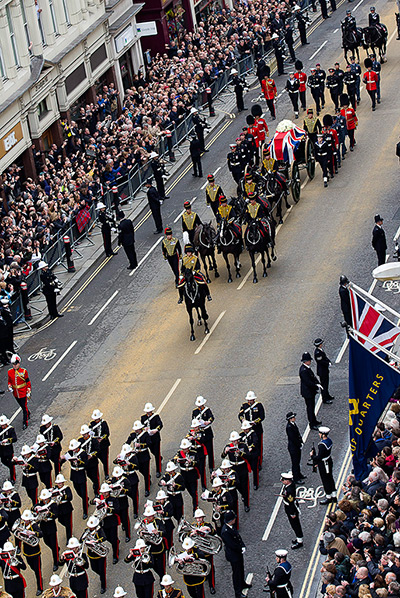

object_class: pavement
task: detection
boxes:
[4,1,400,597]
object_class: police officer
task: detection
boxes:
[227,144,243,184]
[369,6,380,26]
[372,214,387,266]
[265,549,293,598]
[339,275,352,326]
[97,202,114,257]
[286,412,305,484]
[182,202,202,245]
[286,73,300,118]
[343,9,357,31]
[145,178,163,235]
[314,339,334,403]
[310,427,337,504]
[316,64,326,108]
[39,262,63,319]
[191,108,209,153]
[150,152,169,200]
[299,352,322,430]
[281,472,303,549]
[221,511,251,598]
[162,227,182,287]
[141,402,163,477]
[307,68,322,115]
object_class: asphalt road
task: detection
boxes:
[3,1,400,595]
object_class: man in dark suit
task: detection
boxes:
[145,178,163,234]
[339,275,352,326]
[286,412,305,484]
[221,511,251,598]
[314,339,334,404]
[299,352,322,431]
[372,214,387,266]
[189,133,203,178]
[117,212,138,270]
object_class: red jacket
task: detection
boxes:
[328,128,339,149]
[8,367,31,399]
[363,70,378,91]
[294,71,307,92]
[254,117,269,144]
[261,78,277,100]
[340,107,358,130]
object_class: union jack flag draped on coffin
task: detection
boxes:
[267,121,306,162]
[349,286,400,355]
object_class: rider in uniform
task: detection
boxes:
[281,472,303,549]
[310,427,337,505]
[162,227,182,287]
[265,549,293,598]
[216,197,236,226]
[242,173,258,199]
[182,202,202,245]
[343,9,357,31]
[368,6,380,25]
[178,246,212,304]
[205,175,225,217]
[245,194,267,223]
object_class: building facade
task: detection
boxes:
[0,0,144,178]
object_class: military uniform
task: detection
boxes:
[7,365,31,428]
[84,527,107,592]
[2,489,21,531]
[222,443,250,510]
[124,550,154,598]
[159,470,186,522]
[36,498,59,569]
[192,519,217,591]
[61,551,89,598]
[303,114,322,144]
[286,417,303,484]
[89,417,110,477]
[21,521,43,593]
[101,495,120,561]
[316,66,326,107]
[78,434,100,497]
[156,586,184,598]
[240,428,260,489]
[238,399,265,465]
[39,421,63,475]
[311,433,336,502]
[182,547,206,598]
[109,474,131,543]
[141,412,163,476]
[227,149,243,184]
[192,405,215,471]
[285,77,300,116]
[182,211,202,245]
[56,483,74,542]
[216,203,236,226]
[281,478,303,547]
[267,559,293,598]
[19,453,39,506]
[162,236,182,285]
[261,77,277,118]
[34,443,53,489]
[207,486,234,534]
[63,449,89,518]
[143,516,167,580]
[372,220,387,266]
[174,449,200,512]
[118,451,140,518]
[205,183,225,216]
[156,497,174,548]
[245,201,267,223]
[0,552,26,598]
[0,423,17,481]
[126,429,152,494]
[326,72,341,111]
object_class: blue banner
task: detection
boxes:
[349,337,400,480]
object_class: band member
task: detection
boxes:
[124,538,154,598]
[192,397,215,472]
[141,403,163,478]
[96,483,120,564]
[0,541,27,598]
[238,391,265,466]
[155,490,175,549]
[205,175,225,216]
[81,515,107,594]
[0,507,10,548]
[192,509,217,594]
[43,574,75,598]
[265,549,293,598]
[157,575,184,598]
[54,474,74,543]
[1,482,21,531]
[18,510,43,596]
[34,489,59,571]
[109,466,131,543]
[174,439,199,514]
[78,425,100,498]
[13,444,39,506]
[60,537,89,598]
[61,440,88,519]
[281,472,303,549]
[177,537,206,598]
[139,505,167,581]
[181,202,202,245]
[127,421,151,496]
[222,432,250,512]
[115,444,139,519]
[34,435,53,489]
[0,415,17,482]
[89,410,110,477]
[40,415,63,475]
[7,354,31,430]
[239,421,260,491]
[159,461,186,522]
[162,228,182,286]
[217,460,239,522]
[187,420,207,492]
[310,427,337,504]
[202,477,234,535]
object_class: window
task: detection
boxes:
[37,97,49,120]
[19,1,31,53]
[0,47,6,79]
[61,0,70,25]
[48,0,59,35]
[6,5,20,67]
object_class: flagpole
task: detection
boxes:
[349,328,400,371]
[350,282,400,323]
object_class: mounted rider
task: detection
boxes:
[368,6,380,26]
[245,193,268,224]
[178,245,212,303]
[241,172,259,199]
[342,9,357,32]
[215,197,242,253]
[260,147,289,197]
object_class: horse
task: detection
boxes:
[362,24,387,62]
[180,269,210,341]
[341,25,363,63]
[193,222,220,283]
[217,218,243,283]
[244,218,276,284]
[259,171,290,224]
[229,196,248,225]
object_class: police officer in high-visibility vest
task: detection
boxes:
[310,427,337,505]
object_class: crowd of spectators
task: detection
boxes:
[318,405,400,598]
[0,0,304,307]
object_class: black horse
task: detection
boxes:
[341,25,363,62]
[193,222,220,283]
[217,218,243,283]
[180,269,210,341]
[244,219,276,284]
[259,172,290,224]
[362,24,387,62]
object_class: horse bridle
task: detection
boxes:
[185,278,198,304]
[247,222,261,245]
[199,228,212,249]
[220,221,234,246]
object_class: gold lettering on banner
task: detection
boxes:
[349,374,384,452]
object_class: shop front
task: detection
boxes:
[194,0,226,23]
[137,0,194,56]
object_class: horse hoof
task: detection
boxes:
[236,272,241,278]
[214,271,220,278]
[206,278,211,284]
[204,328,210,335]
[279,219,283,224]
[228,278,232,283]
[273,256,277,261]
[197,320,202,326]
[267,263,271,269]
[263,272,268,278]
[190,335,196,341]
[253,278,258,284]
[209,265,214,271]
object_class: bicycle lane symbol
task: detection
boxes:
[296,485,325,508]
[28,348,57,362]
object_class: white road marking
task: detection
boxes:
[334,28,339,33]
[42,341,78,382]
[129,237,164,276]
[88,290,119,326]
[174,197,197,223]
[9,408,22,424]
[262,394,322,541]
[335,338,349,363]
[353,0,365,11]
[242,573,254,596]
[301,178,310,191]
[157,378,182,415]
[309,40,328,61]
[201,167,222,189]
[194,310,226,354]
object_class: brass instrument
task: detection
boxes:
[0,551,19,567]
[33,504,52,522]
[177,519,222,554]
[50,488,63,504]
[93,499,108,522]
[107,480,123,498]
[168,546,211,577]
[61,546,86,578]
[12,519,39,546]
[134,518,163,545]
[158,477,177,493]
[81,529,109,557]
[131,546,151,573]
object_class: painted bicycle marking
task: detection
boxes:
[28,347,57,361]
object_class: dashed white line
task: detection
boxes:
[42,341,77,382]
[309,40,328,61]
[88,290,119,326]
[9,408,22,424]
[353,0,365,11]
[157,379,182,415]
[242,573,254,596]
[201,167,222,189]
[194,310,226,354]
[334,28,339,33]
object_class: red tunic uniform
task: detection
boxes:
[294,71,307,92]
[254,117,269,145]
[340,107,358,130]
[8,367,31,399]
[363,70,378,90]
[261,78,277,100]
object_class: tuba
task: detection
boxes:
[168,546,211,577]
[177,519,222,555]
[134,519,163,545]
[12,519,39,546]
[82,529,109,558]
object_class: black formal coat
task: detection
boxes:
[372,225,387,254]
[299,364,319,399]
[118,218,135,247]
[221,522,245,563]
